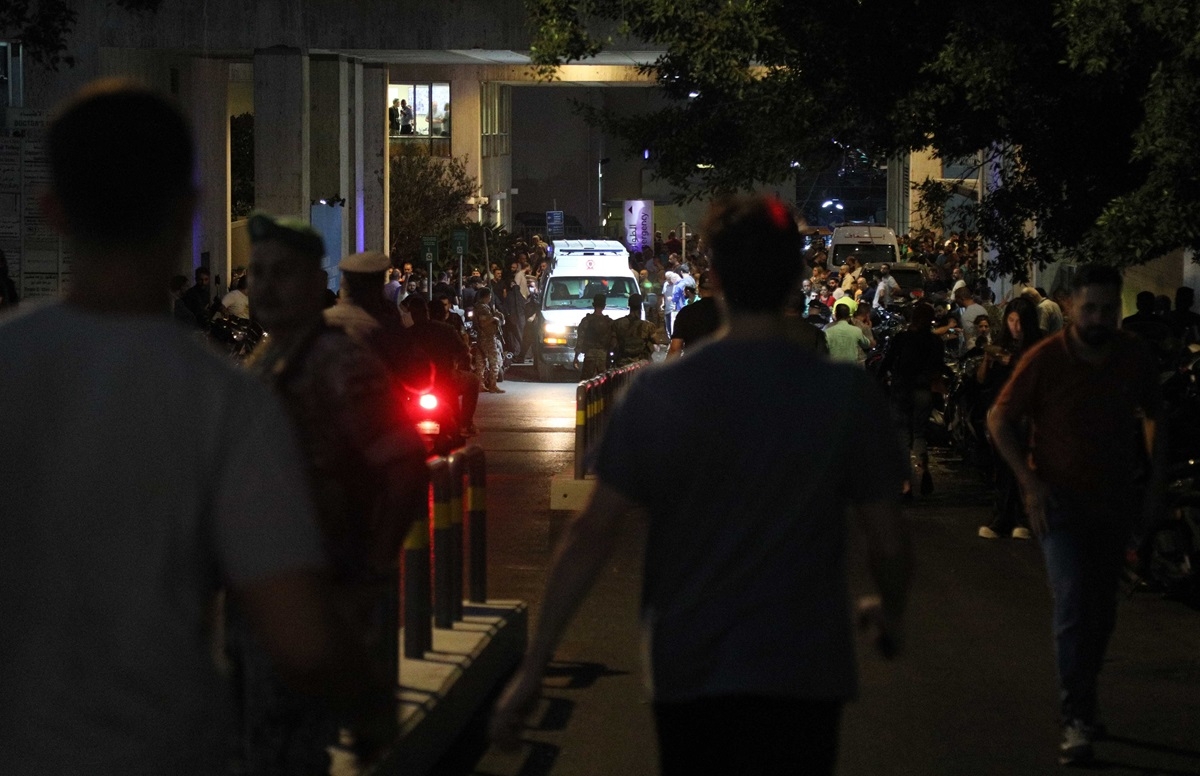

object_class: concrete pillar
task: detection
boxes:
[188,58,231,285]
[253,47,310,220]
[310,54,351,264]
[349,60,365,254]
[454,77,483,216]
[362,64,389,255]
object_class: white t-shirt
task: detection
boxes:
[221,288,250,319]
[0,302,324,776]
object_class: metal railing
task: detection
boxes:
[573,362,648,480]
[402,445,488,659]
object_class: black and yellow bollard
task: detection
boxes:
[402,496,432,659]
[430,457,455,629]
[447,451,465,622]
[574,382,588,480]
[464,446,488,603]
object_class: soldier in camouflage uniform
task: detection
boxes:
[237,214,427,775]
[575,294,615,379]
[473,287,506,393]
[612,292,660,367]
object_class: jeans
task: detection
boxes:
[1040,494,1128,725]
[654,696,842,776]
[892,387,933,478]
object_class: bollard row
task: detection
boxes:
[573,362,648,480]
[401,445,488,659]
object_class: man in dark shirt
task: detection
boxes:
[989,265,1165,766]
[181,266,213,328]
[411,297,480,434]
[667,271,721,359]
[1165,286,1200,345]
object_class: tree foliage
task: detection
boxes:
[388,145,476,268]
[1,0,162,70]
[527,0,1200,276]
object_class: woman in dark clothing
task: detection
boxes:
[880,302,946,499]
[977,296,1043,539]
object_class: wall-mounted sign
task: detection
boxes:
[624,199,653,254]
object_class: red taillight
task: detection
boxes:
[910,289,924,299]
[418,393,438,411]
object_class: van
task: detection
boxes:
[828,225,899,271]
[533,240,639,381]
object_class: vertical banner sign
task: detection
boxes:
[624,199,654,255]
[545,210,565,240]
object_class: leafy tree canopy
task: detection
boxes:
[527,0,1200,277]
[2,0,162,69]
[389,146,477,269]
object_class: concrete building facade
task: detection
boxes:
[2,0,660,300]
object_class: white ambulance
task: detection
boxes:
[533,240,639,381]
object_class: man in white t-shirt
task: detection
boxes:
[872,263,901,309]
[221,273,251,319]
[0,82,392,776]
[955,286,989,347]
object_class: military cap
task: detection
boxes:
[247,212,325,262]
[340,251,391,274]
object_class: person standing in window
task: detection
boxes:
[388,99,400,135]
[399,99,414,135]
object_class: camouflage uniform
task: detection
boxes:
[473,301,505,390]
[612,313,659,367]
[575,311,615,379]
[231,319,426,776]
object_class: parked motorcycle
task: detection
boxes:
[208,315,264,361]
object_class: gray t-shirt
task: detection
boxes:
[0,303,324,775]
[593,337,906,703]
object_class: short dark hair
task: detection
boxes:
[628,292,643,308]
[834,303,850,320]
[1071,264,1122,293]
[701,195,803,312]
[49,81,195,245]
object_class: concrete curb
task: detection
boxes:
[369,601,528,776]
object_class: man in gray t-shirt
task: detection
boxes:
[492,195,912,776]
[0,83,390,776]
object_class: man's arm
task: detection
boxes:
[666,336,684,359]
[490,482,641,748]
[851,500,913,658]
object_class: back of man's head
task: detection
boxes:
[834,303,850,321]
[592,293,607,310]
[1135,290,1155,313]
[48,80,195,247]
[701,195,803,312]
[1176,286,1195,312]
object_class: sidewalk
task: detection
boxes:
[335,601,527,776]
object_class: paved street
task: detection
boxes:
[440,364,1200,776]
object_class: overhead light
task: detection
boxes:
[318,199,327,205]
[696,163,714,169]
[644,149,650,160]
[821,200,834,208]
[688,91,701,99]
[835,203,844,210]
